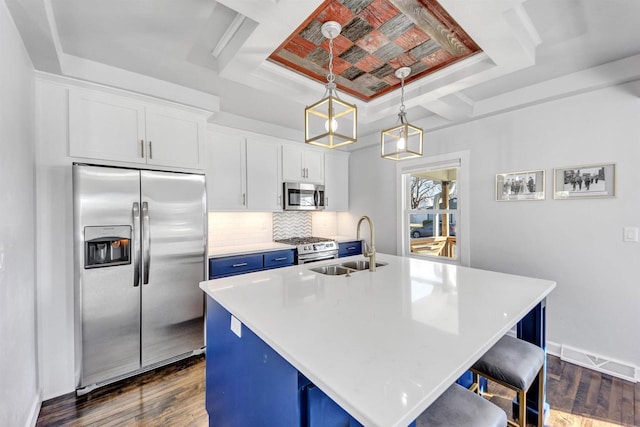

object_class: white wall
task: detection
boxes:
[34,79,75,399]
[349,81,640,368]
[340,146,398,254]
[0,0,39,425]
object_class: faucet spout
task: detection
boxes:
[356,215,376,272]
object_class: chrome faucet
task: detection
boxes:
[356,215,376,272]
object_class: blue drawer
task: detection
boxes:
[338,241,362,257]
[209,253,263,279]
[264,249,295,269]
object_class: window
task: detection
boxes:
[396,151,469,265]
[406,169,458,260]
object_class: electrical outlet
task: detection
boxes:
[230,315,242,337]
[623,226,638,243]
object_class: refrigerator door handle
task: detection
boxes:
[142,201,151,285]
[132,202,141,287]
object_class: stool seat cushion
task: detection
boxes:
[472,335,545,391]
[418,383,507,427]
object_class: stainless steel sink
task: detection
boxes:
[340,260,387,271]
[310,265,351,276]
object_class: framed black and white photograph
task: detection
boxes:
[553,163,616,199]
[495,170,545,201]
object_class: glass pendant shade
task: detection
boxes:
[381,67,423,160]
[305,21,357,149]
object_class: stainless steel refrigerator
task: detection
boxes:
[73,163,206,391]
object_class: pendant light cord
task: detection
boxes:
[398,75,407,124]
[324,37,338,99]
[327,37,335,85]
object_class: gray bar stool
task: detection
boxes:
[471,335,545,427]
[419,383,506,427]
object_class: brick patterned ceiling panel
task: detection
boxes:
[268,0,481,101]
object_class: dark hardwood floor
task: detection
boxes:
[37,355,639,426]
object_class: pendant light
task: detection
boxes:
[381,67,423,160]
[305,21,357,149]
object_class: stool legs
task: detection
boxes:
[537,366,545,427]
[470,368,545,427]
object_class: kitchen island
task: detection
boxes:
[200,253,556,426]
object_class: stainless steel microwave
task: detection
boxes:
[283,182,325,211]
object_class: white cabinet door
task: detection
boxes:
[282,145,304,181]
[324,152,349,211]
[69,88,205,169]
[69,89,145,163]
[304,150,324,184]
[246,138,282,211]
[282,145,324,183]
[206,132,246,210]
[145,107,204,169]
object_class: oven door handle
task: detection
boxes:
[297,252,339,264]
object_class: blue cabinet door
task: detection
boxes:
[209,253,263,279]
[338,241,362,258]
[205,297,300,426]
[264,249,295,269]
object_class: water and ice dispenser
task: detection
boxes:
[84,225,131,268]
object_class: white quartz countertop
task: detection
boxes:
[200,253,556,427]
[208,242,294,258]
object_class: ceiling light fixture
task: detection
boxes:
[304,21,357,149]
[381,67,423,161]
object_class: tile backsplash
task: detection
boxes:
[208,212,273,247]
[272,211,312,240]
[208,211,347,247]
[311,211,338,237]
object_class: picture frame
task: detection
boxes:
[495,170,545,201]
[553,163,616,199]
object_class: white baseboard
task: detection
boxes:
[504,334,637,383]
[552,342,638,383]
[26,389,42,427]
[546,340,562,357]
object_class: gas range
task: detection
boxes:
[275,236,339,264]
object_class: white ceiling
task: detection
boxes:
[8,0,640,148]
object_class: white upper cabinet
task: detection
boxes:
[324,152,349,211]
[144,107,203,169]
[282,145,324,184]
[69,90,145,163]
[206,129,283,212]
[69,88,206,169]
[206,132,246,211]
[246,138,282,211]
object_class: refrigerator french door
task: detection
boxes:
[73,164,206,389]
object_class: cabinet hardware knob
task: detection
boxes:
[140,140,144,158]
[232,263,248,268]
[148,141,153,159]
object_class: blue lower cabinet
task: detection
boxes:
[209,253,263,278]
[264,249,295,269]
[206,298,300,426]
[209,249,295,279]
[305,384,361,427]
[338,241,362,258]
